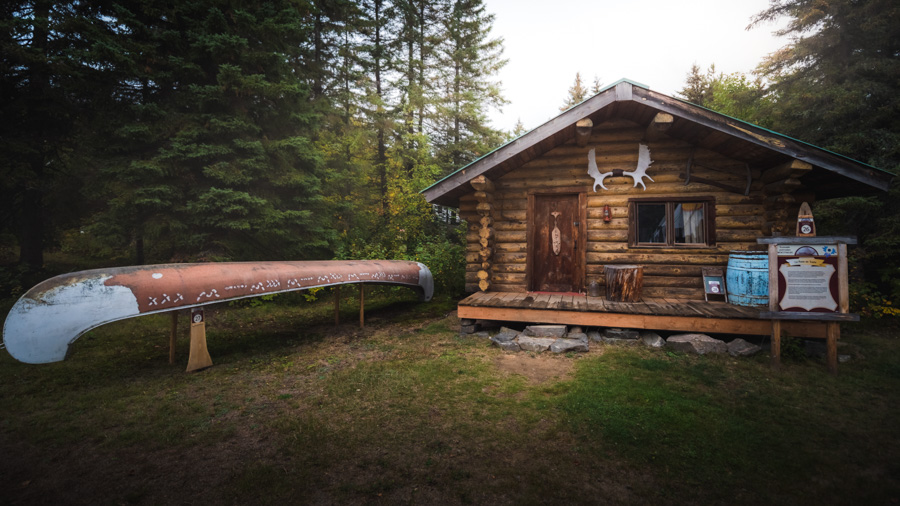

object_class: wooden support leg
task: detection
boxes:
[826,322,839,375]
[169,311,178,365]
[771,320,781,368]
[187,310,213,373]
[334,285,340,326]
[359,284,365,329]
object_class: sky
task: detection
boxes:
[483,0,789,132]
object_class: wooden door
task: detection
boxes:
[531,194,580,292]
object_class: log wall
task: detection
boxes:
[459,119,807,299]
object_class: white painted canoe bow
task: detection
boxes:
[3,260,433,364]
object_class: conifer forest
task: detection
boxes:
[2,0,899,308]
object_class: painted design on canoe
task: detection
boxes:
[3,260,433,364]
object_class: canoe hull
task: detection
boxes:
[3,260,433,364]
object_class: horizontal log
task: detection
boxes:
[494,252,527,264]
[586,243,758,254]
[479,215,493,228]
[717,230,764,242]
[764,178,804,195]
[715,215,764,229]
[477,270,490,281]
[587,230,629,242]
[587,219,628,231]
[495,242,527,253]
[496,231,526,243]
[478,279,490,292]
[493,263,527,273]
[587,264,705,277]
[585,214,629,226]
[487,283,527,293]
[587,252,731,265]
[760,159,813,185]
[492,272,526,283]
[497,210,526,221]
[493,221,527,231]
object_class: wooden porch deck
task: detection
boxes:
[458,292,827,338]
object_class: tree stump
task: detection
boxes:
[604,265,643,302]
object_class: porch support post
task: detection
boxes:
[359,284,365,328]
[768,243,780,367]
[334,285,340,326]
[826,322,839,375]
[471,175,495,292]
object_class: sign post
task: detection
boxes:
[757,237,858,374]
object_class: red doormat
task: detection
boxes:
[528,291,584,296]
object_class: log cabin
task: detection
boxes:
[422,79,893,345]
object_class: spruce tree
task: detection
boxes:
[433,0,507,174]
[0,1,117,270]
[93,1,332,261]
[560,72,588,111]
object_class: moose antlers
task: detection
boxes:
[587,143,654,191]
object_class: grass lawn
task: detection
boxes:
[1,288,898,505]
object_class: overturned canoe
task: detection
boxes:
[3,260,433,364]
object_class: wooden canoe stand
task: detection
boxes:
[332,284,366,329]
[187,308,213,373]
[758,237,858,374]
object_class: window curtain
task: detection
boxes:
[680,203,705,243]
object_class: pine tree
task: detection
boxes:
[511,118,527,138]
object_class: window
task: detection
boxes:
[629,197,715,247]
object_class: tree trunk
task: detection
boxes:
[604,265,643,302]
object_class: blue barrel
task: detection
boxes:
[726,251,769,307]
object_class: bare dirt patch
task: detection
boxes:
[493,352,575,384]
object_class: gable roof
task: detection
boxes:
[423,78,893,207]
